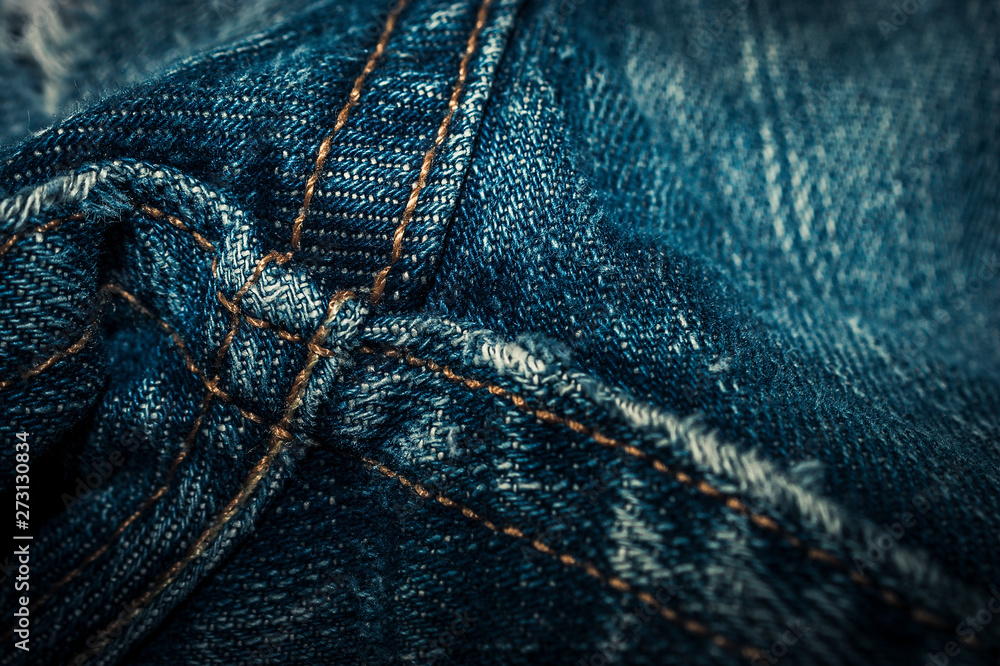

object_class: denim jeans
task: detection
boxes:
[1,0,999,664]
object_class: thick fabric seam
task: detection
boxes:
[18,283,982,653]
[63,0,411,657]
[0,195,974,644]
[368,0,498,305]
[355,344,971,640]
[72,291,354,662]
[0,283,269,642]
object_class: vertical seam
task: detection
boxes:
[68,0,410,655]
[290,0,413,250]
[369,0,497,305]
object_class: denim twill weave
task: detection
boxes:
[1,0,999,664]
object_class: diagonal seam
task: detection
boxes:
[368,0,497,305]
[355,343,976,643]
[72,291,354,662]
[0,283,269,642]
[171,295,987,645]
[25,279,982,652]
[358,454,765,661]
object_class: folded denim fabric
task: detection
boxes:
[1,0,999,664]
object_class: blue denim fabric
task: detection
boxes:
[1,0,999,664]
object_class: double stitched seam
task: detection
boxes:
[67,0,496,653]
[22,283,757,661]
[32,282,981,657]
[368,0,496,305]
[5,0,963,656]
[70,0,410,659]
[359,455,764,661]
[74,292,355,662]
[354,344,978,643]
[14,211,970,650]
[0,284,268,643]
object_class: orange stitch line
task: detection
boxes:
[74,291,355,662]
[0,212,83,259]
[78,249,298,657]
[369,0,496,305]
[290,0,412,250]
[74,4,406,651]
[167,302,988,646]
[0,300,103,391]
[214,250,293,372]
[104,284,266,424]
[218,293,339,358]
[357,344,973,643]
[101,284,200,376]
[139,204,216,252]
[0,285,271,634]
[359,455,764,662]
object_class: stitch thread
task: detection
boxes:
[0,301,103,391]
[139,204,216,252]
[73,291,354,662]
[104,284,264,423]
[66,2,408,652]
[290,0,413,250]
[141,291,979,645]
[369,0,496,305]
[0,284,271,637]
[356,344,971,642]
[0,212,83,258]
[29,279,978,654]
[0,202,220,392]
[358,455,764,661]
